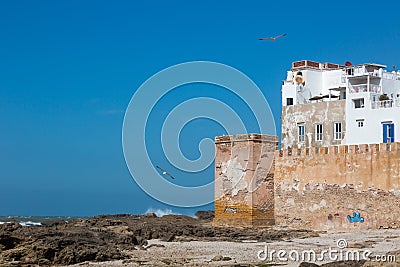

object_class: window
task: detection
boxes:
[382,123,395,143]
[298,124,305,143]
[315,124,323,141]
[346,68,354,75]
[334,122,343,140]
[356,119,364,128]
[353,98,365,109]
[286,98,294,106]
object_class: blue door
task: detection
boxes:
[383,123,395,143]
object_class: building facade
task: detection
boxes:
[281,60,400,149]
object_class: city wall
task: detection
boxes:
[274,143,400,230]
[214,134,400,230]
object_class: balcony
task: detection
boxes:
[346,66,379,77]
[346,65,400,80]
[371,99,400,109]
[382,71,400,80]
[349,84,381,94]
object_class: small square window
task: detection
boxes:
[286,98,294,106]
[356,119,364,128]
[353,98,365,109]
[347,69,354,75]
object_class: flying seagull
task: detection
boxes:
[259,33,287,41]
[156,166,175,179]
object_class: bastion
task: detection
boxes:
[213,134,278,227]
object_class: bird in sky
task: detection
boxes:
[259,33,287,41]
[156,166,175,179]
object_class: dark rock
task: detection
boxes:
[41,219,66,227]
[165,234,175,242]
[195,210,214,220]
[299,263,320,267]
[0,235,21,250]
[0,213,319,266]
[211,255,224,261]
[145,244,165,249]
[300,261,367,267]
[211,255,231,261]
[0,222,21,232]
[142,213,157,218]
[321,261,366,266]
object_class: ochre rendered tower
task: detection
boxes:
[213,134,278,227]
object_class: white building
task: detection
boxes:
[281,60,400,149]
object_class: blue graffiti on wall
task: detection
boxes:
[347,212,364,223]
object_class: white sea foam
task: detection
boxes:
[145,208,178,217]
[19,221,42,226]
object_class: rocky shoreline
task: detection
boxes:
[0,211,318,266]
[1,212,399,266]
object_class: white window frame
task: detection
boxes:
[315,123,323,141]
[334,122,343,140]
[298,124,305,143]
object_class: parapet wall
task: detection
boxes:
[274,143,400,230]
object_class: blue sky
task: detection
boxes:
[1,0,399,216]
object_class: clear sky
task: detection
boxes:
[1,0,399,216]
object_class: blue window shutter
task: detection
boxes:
[390,123,395,142]
[383,124,388,143]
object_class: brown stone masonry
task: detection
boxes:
[274,143,400,230]
[213,134,278,227]
[214,134,400,230]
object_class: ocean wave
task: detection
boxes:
[0,221,42,226]
[19,221,42,226]
[145,208,179,217]
[0,216,84,226]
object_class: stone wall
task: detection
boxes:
[214,133,400,230]
[281,100,346,149]
[213,134,278,227]
[274,143,400,230]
